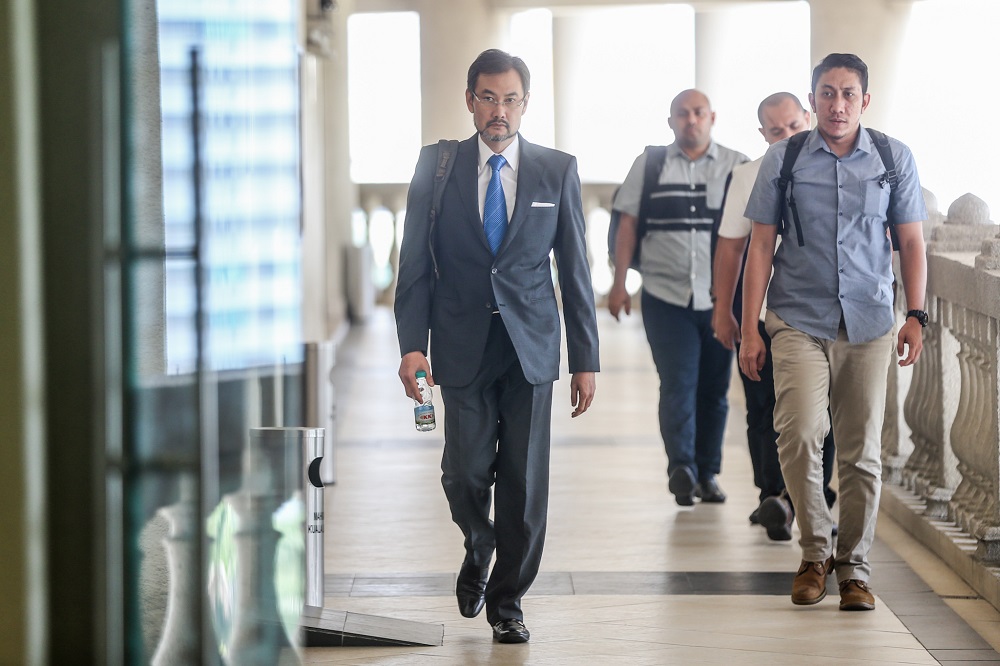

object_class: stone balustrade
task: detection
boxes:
[882,190,1000,608]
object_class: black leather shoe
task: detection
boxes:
[668,467,697,506]
[697,476,727,503]
[758,494,793,541]
[492,618,530,643]
[456,561,489,618]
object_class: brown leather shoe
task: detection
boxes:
[791,555,834,605]
[839,579,875,611]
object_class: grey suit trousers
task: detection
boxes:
[440,314,553,625]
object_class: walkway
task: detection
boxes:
[307,306,1000,665]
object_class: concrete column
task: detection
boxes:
[693,8,726,103]
[550,13,578,152]
[0,1,48,664]
[322,0,358,337]
[417,0,500,144]
[807,0,916,131]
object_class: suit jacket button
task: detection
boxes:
[486,303,493,309]
[491,268,498,274]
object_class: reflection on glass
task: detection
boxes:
[205,428,309,663]
[157,0,303,373]
[128,0,309,662]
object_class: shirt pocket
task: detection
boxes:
[862,178,890,219]
[706,179,727,211]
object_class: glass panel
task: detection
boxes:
[120,0,307,662]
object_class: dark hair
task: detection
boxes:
[811,53,868,94]
[756,92,806,126]
[467,49,530,95]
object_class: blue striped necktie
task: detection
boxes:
[484,154,508,255]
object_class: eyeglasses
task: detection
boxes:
[471,91,527,110]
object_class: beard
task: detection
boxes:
[480,121,513,143]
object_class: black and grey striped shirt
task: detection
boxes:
[615,142,749,310]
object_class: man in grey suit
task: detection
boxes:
[395,49,600,644]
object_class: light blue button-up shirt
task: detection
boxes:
[744,127,927,343]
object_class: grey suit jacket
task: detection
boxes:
[395,134,600,387]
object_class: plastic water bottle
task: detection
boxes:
[413,370,436,431]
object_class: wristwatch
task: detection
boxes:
[906,309,929,327]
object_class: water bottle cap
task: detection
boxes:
[415,370,427,378]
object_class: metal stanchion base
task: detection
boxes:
[298,605,444,648]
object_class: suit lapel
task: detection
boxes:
[453,136,492,253]
[497,135,539,256]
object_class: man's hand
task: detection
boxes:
[711,307,741,351]
[738,326,766,381]
[569,372,596,417]
[398,351,432,401]
[607,284,632,322]
[897,319,923,367]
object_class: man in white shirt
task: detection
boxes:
[711,92,836,540]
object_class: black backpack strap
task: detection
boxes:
[778,130,810,247]
[865,128,900,249]
[429,139,459,279]
[637,145,668,240]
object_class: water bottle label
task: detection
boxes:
[415,404,435,425]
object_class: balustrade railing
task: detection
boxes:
[885,190,1000,596]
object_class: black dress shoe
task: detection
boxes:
[668,467,697,506]
[492,618,530,643]
[697,475,727,503]
[758,494,793,541]
[456,561,489,618]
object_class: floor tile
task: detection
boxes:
[312,306,1000,663]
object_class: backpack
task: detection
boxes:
[608,145,668,271]
[428,139,459,280]
[778,127,900,249]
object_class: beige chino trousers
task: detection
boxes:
[765,310,894,583]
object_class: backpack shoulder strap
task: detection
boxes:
[778,130,810,246]
[637,145,668,236]
[865,128,897,190]
[865,128,901,249]
[778,130,809,195]
[429,139,459,279]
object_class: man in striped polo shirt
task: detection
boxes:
[609,89,749,506]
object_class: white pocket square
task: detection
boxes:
[531,201,555,208]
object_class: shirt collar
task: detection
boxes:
[667,140,718,162]
[808,124,874,157]
[478,134,520,174]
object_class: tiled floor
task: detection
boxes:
[306,305,1000,664]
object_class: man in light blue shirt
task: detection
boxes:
[740,54,928,612]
